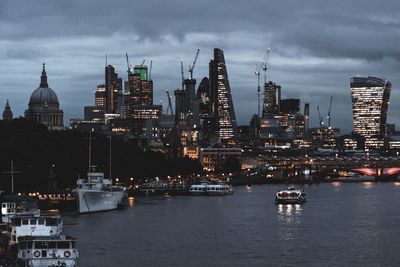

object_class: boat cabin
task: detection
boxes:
[10,215,63,245]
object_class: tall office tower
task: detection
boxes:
[304,103,310,138]
[209,48,237,141]
[197,77,213,143]
[118,83,130,118]
[197,77,211,128]
[95,84,107,108]
[351,76,391,137]
[128,65,153,111]
[184,78,199,128]
[105,65,119,113]
[262,81,281,119]
[174,88,187,120]
[2,99,13,121]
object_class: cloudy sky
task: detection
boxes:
[1,0,399,133]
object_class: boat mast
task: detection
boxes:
[88,130,92,171]
[11,161,14,194]
[109,131,112,179]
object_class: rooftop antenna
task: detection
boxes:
[105,54,108,67]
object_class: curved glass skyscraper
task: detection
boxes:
[350,76,391,137]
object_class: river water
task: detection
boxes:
[63,182,400,267]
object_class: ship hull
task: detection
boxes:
[76,190,125,214]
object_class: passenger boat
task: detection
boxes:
[189,182,233,195]
[16,235,78,267]
[76,167,126,214]
[9,214,63,246]
[9,213,79,266]
[1,195,40,224]
[275,187,306,204]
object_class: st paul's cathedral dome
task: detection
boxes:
[25,64,64,130]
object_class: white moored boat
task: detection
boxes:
[76,168,126,214]
[1,195,40,224]
[76,132,126,214]
[275,187,307,204]
[16,235,79,267]
[10,213,78,267]
[189,182,233,195]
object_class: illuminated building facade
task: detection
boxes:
[262,81,281,119]
[95,84,107,108]
[209,48,237,141]
[351,76,391,137]
[129,65,153,108]
[131,105,162,120]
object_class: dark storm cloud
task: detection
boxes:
[0,0,399,132]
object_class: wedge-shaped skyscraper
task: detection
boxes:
[209,48,237,141]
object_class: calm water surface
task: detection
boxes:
[63,183,400,267]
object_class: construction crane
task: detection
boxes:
[149,60,153,80]
[327,96,333,128]
[317,105,324,130]
[125,52,131,74]
[255,48,271,118]
[188,48,200,80]
[262,48,271,84]
[180,60,184,90]
[166,91,174,116]
[140,59,146,66]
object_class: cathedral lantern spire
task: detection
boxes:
[40,63,48,87]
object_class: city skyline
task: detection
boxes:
[0,0,399,133]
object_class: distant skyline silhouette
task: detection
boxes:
[1,0,399,133]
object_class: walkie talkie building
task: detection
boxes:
[350,76,391,137]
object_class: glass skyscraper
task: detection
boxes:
[350,76,391,137]
[209,48,237,141]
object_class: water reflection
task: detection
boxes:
[128,197,136,207]
[393,182,400,187]
[277,204,302,224]
[363,181,373,189]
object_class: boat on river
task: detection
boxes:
[76,168,126,214]
[275,187,306,204]
[10,213,79,266]
[16,235,79,267]
[1,195,40,224]
[189,182,233,195]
